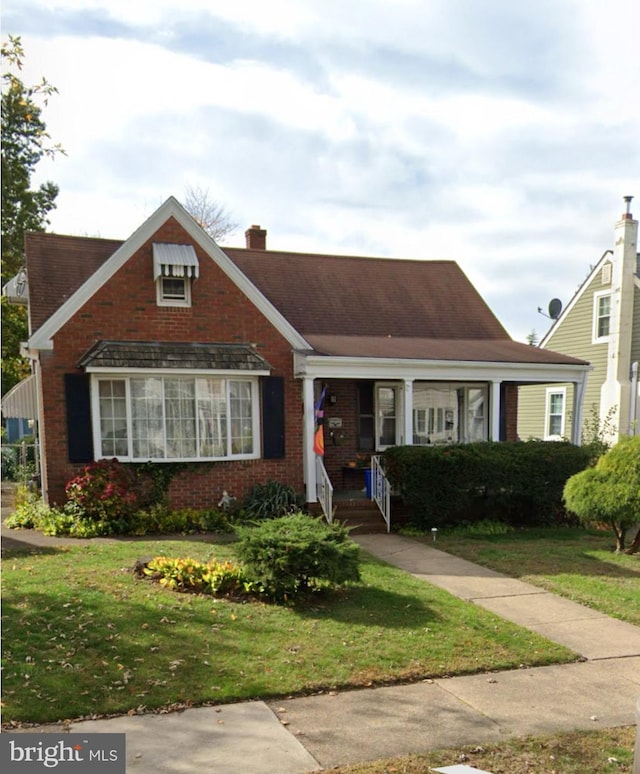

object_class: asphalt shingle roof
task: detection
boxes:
[24,232,587,367]
[78,340,271,371]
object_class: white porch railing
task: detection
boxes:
[315,456,334,524]
[371,454,391,533]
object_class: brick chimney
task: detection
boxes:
[245,224,266,250]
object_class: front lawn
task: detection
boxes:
[428,527,640,625]
[1,537,576,725]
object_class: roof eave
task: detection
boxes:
[294,351,591,383]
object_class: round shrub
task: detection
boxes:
[235,512,361,601]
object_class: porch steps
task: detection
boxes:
[308,497,411,534]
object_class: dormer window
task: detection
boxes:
[159,275,189,304]
[153,243,199,307]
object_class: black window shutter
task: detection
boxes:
[499,383,507,441]
[261,376,285,459]
[65,373,94,463]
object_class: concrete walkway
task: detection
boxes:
[3,527,639,772]
[355,533,640,661]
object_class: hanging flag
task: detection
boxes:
[313,386,326,456]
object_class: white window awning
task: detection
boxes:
[152,243,199,280]
[2,269,29,305]
[1,375,37,419]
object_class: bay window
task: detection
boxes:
[94,375,259,461]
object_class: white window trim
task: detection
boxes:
[375,382,403,450]
[156,276,192,307]
[410,382,489,445]
[592,290,611,343]
[91,372,261,462]
[544,387,566,441]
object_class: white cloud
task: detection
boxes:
[3,0,639,342]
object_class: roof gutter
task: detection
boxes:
[294,351,592,383]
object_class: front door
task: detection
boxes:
[376,384,402,449]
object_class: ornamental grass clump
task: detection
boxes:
[235,512,361,601]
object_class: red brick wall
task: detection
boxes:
[40,217,304,507]
[321,380,363,488]
[503,383,518,441]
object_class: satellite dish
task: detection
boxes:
[548,298,562,320]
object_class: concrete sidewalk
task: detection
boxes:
[355,533,640,660]
[3,529,639,772]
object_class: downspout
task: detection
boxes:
[630,361,639,435]
[571,369,589,446]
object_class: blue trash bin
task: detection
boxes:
[364,468,372,499]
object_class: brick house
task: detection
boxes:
[17,197,589,522]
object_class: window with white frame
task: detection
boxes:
[157,275,191,305]
[94,375,259,461]
[593,291,611,341]
[545,388,566,440]
[411,383,488,444]
[153,243,199,308]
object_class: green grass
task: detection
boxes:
[1,537,576,724]
[426,526,640,625]
[329,726,637,774]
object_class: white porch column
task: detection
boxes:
[490,380,501,441]
[403,378,414,445]
[302,377,317,503]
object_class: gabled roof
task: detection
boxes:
[539,250,612,348]
[26,197,306,351]
[24,197,586,368]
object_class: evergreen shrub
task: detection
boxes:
[235,512,361,600]
[384,440,595,530]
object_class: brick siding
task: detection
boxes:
[40,218,304,507]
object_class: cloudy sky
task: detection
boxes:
[3,0,639,342]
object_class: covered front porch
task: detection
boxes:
[295,351,591,530]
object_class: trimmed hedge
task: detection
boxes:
[235,513,361,600]
[384,441,597,529]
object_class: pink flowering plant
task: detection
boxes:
[65,459,139,524]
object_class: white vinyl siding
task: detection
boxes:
[518,268,611,442]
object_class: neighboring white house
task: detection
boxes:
[518,197,640,443]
